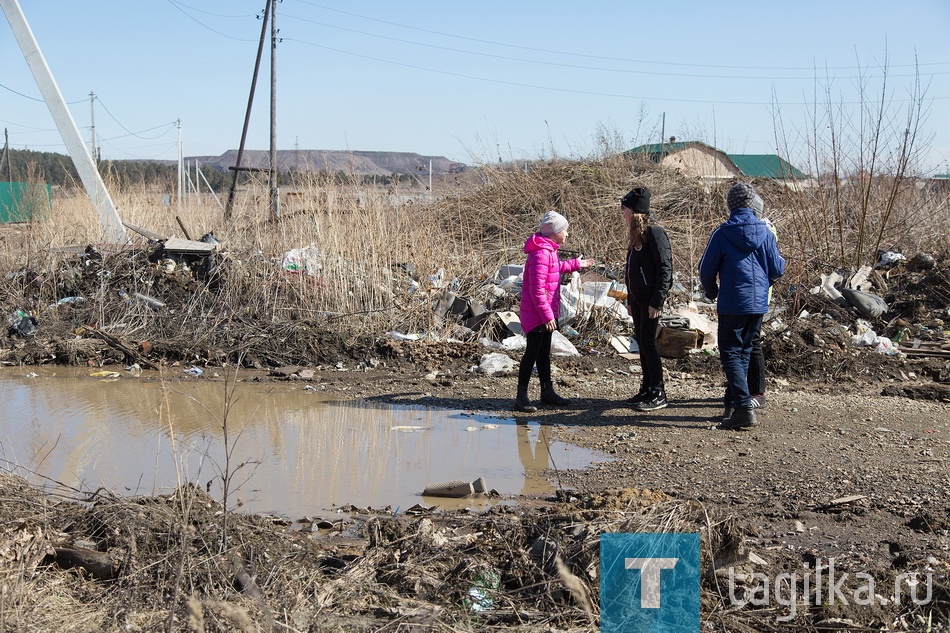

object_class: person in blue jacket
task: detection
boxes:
[699,182,785,430]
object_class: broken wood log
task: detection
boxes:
[85,326,160,370]
[175,215,193,241]
[53,545,120,580]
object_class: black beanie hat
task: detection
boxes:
[620,187,651,214]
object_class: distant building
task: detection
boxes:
[625,140,807,182]
[924,173,950,194]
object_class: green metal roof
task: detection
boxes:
[726,154,807,179]
[625,141,699,155]
[626,142,807,180]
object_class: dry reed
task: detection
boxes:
[0,154,946,368]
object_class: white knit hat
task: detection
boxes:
[540,210,568,236]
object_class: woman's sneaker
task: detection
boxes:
[626,387,650,405]
[751,394,766,408]
[635,390,668,412]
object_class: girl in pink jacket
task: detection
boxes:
[514,211,593,412]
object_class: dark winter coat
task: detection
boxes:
[698,207,785,315]
[625,225,673,311]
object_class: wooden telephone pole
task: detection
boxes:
[225,0,279,222]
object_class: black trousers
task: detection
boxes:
[518,327,552,387]
[630,300,663,389]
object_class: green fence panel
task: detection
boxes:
[0,182,52,223]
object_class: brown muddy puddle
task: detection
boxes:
[0,367,609,520]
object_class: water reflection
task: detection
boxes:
[0,368,607,519]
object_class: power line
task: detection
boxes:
[94,96,178,140]
[281,11,949,82]
[0,80,87,104]
[282,37,949,107]
[293,0,950,72]
[165,0,258,42]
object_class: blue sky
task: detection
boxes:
[2,1,948,173]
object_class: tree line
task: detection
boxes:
[2,148,421,192]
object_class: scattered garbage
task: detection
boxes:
[477,353,517,375]
[465,568,502,612]
[90,370,121,379]
[876,249,906,268]
[852,321,900,355]
[117,290,166,310]
[132,292,166,310]
[183,367,204,377]
[550,330,580,356]
[906,252,936,271]
[8,311,38,337]
[49,296,85,308]
[422,477,488,499]
[840,287,888,319]
[655,317,705,358]
[281,245,322,275]
[812,271,845,301]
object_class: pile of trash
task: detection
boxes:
[2,226,947,381]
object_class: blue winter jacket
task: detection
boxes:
[698,208,785,315]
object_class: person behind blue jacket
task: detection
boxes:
[699,182,785,430]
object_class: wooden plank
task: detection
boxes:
[829,494,867,506]
[163,236,216,254]
[900,348,950,358]
[122,222,165,241]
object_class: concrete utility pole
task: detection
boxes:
[89,91,97,161]
[1,0,127,243]
[177,119,183,209]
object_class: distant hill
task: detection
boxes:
[188,150,466,176]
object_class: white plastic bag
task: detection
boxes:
[478,353,517,375]
[281,245,322,275]
[551,330,580,356]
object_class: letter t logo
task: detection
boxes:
[625,558,679,608]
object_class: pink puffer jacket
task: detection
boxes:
[519,233,582,334]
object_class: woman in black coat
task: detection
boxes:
[621,187,673,411]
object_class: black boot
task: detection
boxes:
[540,381,571,406]
[513,385,537,413]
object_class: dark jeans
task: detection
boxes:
[748,329,766,395]
[518,327,552,387]
[630,300,663,390]
[719,314,764,409]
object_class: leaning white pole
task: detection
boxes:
[0,0,128,243]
